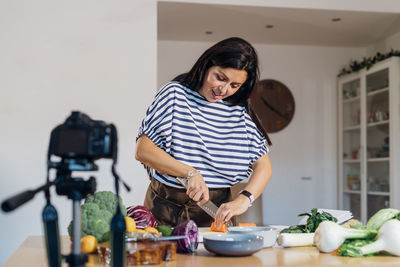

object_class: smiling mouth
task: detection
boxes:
[212,90,222,100]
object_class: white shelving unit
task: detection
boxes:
[338,57,400,223]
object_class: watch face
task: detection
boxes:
[249,79,295,133]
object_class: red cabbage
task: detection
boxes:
[171,220,198,253]
[126,205,157,229]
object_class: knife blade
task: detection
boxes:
[176,177,233,226]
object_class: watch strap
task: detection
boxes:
[239,190,254,206]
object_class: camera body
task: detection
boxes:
[49,111,114,161]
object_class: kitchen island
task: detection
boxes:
[4,236,400,267]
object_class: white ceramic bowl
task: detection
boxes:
[228,226,278,248]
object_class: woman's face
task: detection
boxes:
[198,66,247,102]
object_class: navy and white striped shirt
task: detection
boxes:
[138,82,269,188]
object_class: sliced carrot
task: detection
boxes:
[238,223,256,227]
[210,222,227,233]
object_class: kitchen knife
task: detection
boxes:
[176,177,233,226]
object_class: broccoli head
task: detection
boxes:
[68,191,127,242]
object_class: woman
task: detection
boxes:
[135,37,272,227]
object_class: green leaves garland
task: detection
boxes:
[338,49,400,77]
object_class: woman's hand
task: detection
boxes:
[214,195,250,226]
[186,174,209,206]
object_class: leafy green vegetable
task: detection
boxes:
[67,191,126,242]
[281,208,338,233]
[314,221,377,253]
[339,239,376,257]
[338,208,400,257]
[312,208,400,257]
[302,208,338,233]
[357,219,400,256]
[280,225,305,233]
[366,208,400,231]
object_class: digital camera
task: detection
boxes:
[48,111,114,160]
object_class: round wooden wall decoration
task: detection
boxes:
[249,79,295,133]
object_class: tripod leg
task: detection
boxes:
[43,203,61,267]
[111,210,126,267]
[65,198,88,267]
[72,199,81,255]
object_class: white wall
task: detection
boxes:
[366,31,400,55]
[0,0,156,264]
[158,40,366,225]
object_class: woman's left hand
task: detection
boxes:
[214,195,251,226]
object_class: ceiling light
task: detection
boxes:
[265,25,274,29]
[331,18,341,22]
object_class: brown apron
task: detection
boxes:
[144,179,235,227]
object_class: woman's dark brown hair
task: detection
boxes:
[173,37,272,145]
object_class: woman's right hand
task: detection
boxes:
[186,173,209,206]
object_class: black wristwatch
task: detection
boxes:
[239,190,254,206]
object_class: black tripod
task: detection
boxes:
[1,112,130,267]
[1,160,128,267]
[2,161,97,267]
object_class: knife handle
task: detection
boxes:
[176,178,233,226]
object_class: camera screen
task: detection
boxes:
[56,129,88,156]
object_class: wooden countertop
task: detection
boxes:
[4,236,400,267]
